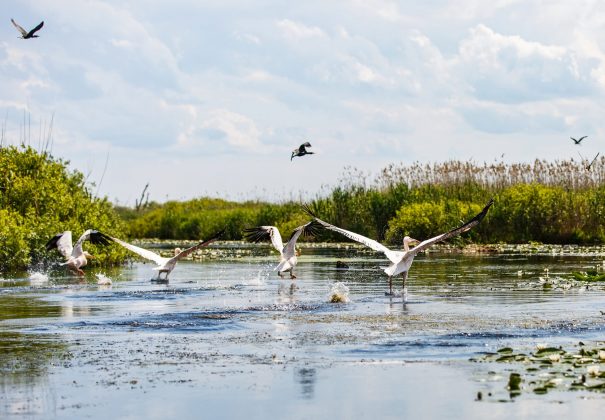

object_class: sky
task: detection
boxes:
[2,0,605,205]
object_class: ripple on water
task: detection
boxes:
[64,310,244,332]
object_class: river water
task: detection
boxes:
[1,244,605,419]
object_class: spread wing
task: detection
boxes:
[110,236,166,266]
[171,229,225,261]
[308,215,400,263]
[27,21,44,37]
[283,220,321,257]
[244,226,284,254]
[11,19,27,36]
[45,231,73,259]
[408,198,494,257]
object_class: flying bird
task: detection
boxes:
[11,19,44,39]
[291,142,314,161]
[305,199,494,301]
[244,221,321,278]
[571,136,588,145]
[109,229,225,280]
[586,152,600,171]
[46,230,112,275]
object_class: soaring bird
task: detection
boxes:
[291,142,314,161]
[305,199,494,301]
[571,136,588,145]
[108,229,225,280]
[11,19,44,39]
[46,230,112,275]
[244,221,321,278]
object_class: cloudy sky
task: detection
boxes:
[2,1,604,204]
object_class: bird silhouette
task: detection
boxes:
[586,152,600,171]
[11,19,44,39]
[291,142,314,161]
[571,136,587,145]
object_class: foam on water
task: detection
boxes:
[96,273,113,286]
[328,282,350,303]
[29,271,49,286]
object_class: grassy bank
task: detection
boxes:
[118,158,605,245]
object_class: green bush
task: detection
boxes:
[0,146,127,272]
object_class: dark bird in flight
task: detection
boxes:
[11,19,44,39]
[291,142,314,161]
[571,136,587,145]
[586,152,600,171]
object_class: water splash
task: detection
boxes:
[29,271,49,286]
[328,282,350,303]
[96,273,113,286]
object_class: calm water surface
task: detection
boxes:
[1,244,605,419]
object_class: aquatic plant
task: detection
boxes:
[472,342,605,399]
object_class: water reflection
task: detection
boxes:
[295,367,317,399]
[1,246,605,417]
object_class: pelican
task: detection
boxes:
[108,229,224,280]
[11,19,44,39]
[291,142,314,161]
[244,221,321,278]
[46,230,112,275]
[571,136,587,145]
[305,199,493,300]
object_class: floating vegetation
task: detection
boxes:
[472,341,605,399]
[571,270,605,282]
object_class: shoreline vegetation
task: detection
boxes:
[2,146,605,272]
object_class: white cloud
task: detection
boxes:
[2,0,605,202]
[277,19,325,39]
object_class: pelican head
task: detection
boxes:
[295,248,301,257]
[174,248,182,256]
[403,236,419,252]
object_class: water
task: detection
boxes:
[1,245,605,418]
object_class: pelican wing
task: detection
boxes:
[311,217,401,263]
[244,226,284,253]
[171,229,225,261]
[28,21,43,36]
[408,199,494,257]
[283,220,321,256]
[110,236,165,265]
[11,19,27,36]
[45,231,73,259]
[75,229,112,248]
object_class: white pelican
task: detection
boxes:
[11,19,44,39]
[291,142,314,161]
[46,229,112,275]
[305,199,493,300]
[108,229,224,280]
[244,221,321,278]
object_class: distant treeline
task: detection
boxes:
[119,158,605,245]
[0,146,128,272]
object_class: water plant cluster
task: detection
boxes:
[472,342,605,400]
[122,158,605,245]
[0,146,127,271]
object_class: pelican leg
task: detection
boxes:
[77,268,85,276]
[402,272,408,303]
[278,271,283,278]
[386,276,393,295]
[290,271,297,280]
